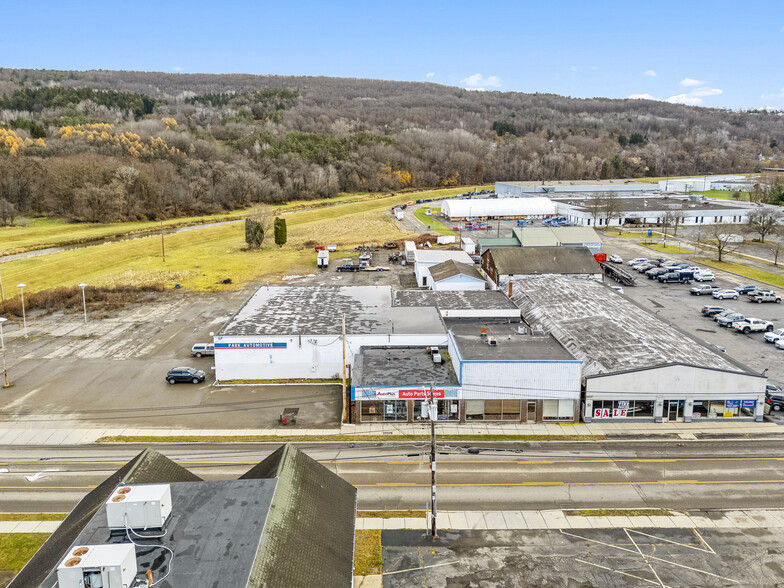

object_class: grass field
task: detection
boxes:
[646,244,692,254]
[601,231,652,238]
[0,533,49,573]
[0,186,497,295]
[413,207,456,235]
[694,259,784,289]
[694,190,750,201]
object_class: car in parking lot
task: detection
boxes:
[609,254,623,263]
[748,290,782,304]
[776,338,784,350]
[336,264,360,272]
[701,305,725,317]
[637,263,657,273]
[717,312,745,327]
[764,328,784,344]
[628,258,648,266]
[713,289,740,300]
[190,343,214,357]
[166,367,206,384]
[732,318,774,334]
[766,392,784,411]
[690,285,717,296]
[693,270,715,282]
[733,284,758,295]
[646,267,668,279]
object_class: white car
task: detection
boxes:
[764,328,784,344]
[628,258,647,266]
[694,271,715,282]
[713,289,739,300]
[776,338,784,350]
[609,254,623,264]
[732,318,774,334]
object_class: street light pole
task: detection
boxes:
[17,284,27,339]
[78,283,88,326]
[0,317,8,387]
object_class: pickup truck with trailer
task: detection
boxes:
[748,290,781,304]
[336,264,360,272]
[732,318,774,334]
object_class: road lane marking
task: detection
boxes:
[575,558,667,587]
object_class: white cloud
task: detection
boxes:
[666,93,704,105]
[570,65,577,72]
[426,72,435,79]
[680,78,703,87]
[643,70,657,77]
[690,87,723,97]
[760,88,784,100]
[460,73,501,88]
[172,66,183,72]
[629,93,658,100]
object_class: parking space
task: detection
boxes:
[382,527,782,587]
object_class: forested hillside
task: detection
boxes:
[0,68,782,223]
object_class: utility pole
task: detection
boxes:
[428,382,438,538]
[341,313,347,423]
[160,220,166,262]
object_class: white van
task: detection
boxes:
[190,343,215,357]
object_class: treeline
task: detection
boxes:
[0,68,782,223]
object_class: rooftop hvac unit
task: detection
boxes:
[432,353,442,364]
[487,336,497,346]
[517,326,526,335]
[105,484,172,531]
[57,544,137,588]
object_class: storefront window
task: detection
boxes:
[693,400,747,419]
[591,400,653,419]
[360,400,407,422]
[437,400,459,421]
[543,400,575,421]
[464,400,522,421]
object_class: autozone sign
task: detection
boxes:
[593,408,627,418]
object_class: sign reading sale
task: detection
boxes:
[593,408,627,418]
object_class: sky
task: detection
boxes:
[2,0,783,110]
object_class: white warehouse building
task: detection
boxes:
[440,197,556,220]
[214,286,447,381]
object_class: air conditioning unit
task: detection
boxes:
[487,336,497,346]
[432,353,442,364]
[57,544,136,588]
[106,484,172,531]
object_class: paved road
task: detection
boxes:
[2,440,784,513]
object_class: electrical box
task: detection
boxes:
[57,544,136,588]
[105,484,172,531]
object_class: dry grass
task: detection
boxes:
[646,244,692,254]
[357,510,426,519]
[354,530,383,576]
[0,513,66,521]
[565,509,674,517]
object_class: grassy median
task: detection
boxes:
[695,259,784,289]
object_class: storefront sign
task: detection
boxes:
[741,400,756,409]
[593,408,627,418]
[725,400,740,409]
[215,342,287,350]
[352,387,457,400]
[399,389,445,399]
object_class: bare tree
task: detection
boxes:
[244,204,273,249]
[585,192,623,233]
[708,223,742,262]
[768,241,782,266]
[746,208,783,243]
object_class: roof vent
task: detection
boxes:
[487,336,498,346]
[57,544,136,588]
[105,483,172,531]
[480,326,487,337]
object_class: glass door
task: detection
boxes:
[666,400,680,422]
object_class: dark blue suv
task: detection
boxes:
[166,367,206,384]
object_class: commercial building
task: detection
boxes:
[427,259,486,291]
[12,446,357,588]
[508,276,767,423]
[393,290,520,320]
[215,286,447,381]
[440,197,556,220]
[478,226,602,254]
[495,176,745,198]
[413,249,474,287]
[554,196,757,227]
[481,246,603,289]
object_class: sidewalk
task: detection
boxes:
[356,508,784,531]
[0,419,781,445]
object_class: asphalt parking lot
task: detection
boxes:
[382,527,784,587]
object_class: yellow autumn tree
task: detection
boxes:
[161,117,178,130]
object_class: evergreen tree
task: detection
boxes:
[274,217,287,247]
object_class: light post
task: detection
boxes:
[78,283,88,327]
[0,317,8,387]
[17,283,27,339]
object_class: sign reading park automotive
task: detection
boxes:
[215,342,287,350]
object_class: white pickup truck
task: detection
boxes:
[748,290,782,304]
[732,318,774,334]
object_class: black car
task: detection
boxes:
[166,367,206,384]
[766,393,784,412]
[336,264,360,272]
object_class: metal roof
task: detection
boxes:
[393,290,518,311]
[507,276,752,377]
[511,227,559,246]
[548,226,602,244]
[412,249,473,265]
[484,246,601,276]
[441,197,557,218]
[428,260,484,283]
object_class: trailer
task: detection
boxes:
[599,262,636,286]
[395,209,405,220]
[437,235,456,245]
[404,241,417,263]
[317,250,329,269]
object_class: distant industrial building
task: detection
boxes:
[508,276,767,423]
[12,446,356,588]
[440,197,556,220]
[481,246,603,289]
[495,180,658,198]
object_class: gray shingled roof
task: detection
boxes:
[11,449,201,588]
[485,246,601,276]
[428,259,484,283]
[242,445,357,588]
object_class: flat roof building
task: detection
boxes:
[441,197,557,220]
[427,259,486,291]
[393,290,520,319]
[481,246,602,288]
[412,249,474,288]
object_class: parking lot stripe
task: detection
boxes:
[574,558,666,586]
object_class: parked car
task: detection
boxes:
[732,318,774,334]
[712,309,736,322]
[776,338,784,350]
[701,305,725,317]
[693,270,715,282]
[190,343,214,357]
[764,328,784,344]
[713,289,739,300]
[166,367,206,384]
[733,284,758,295]
[716,312,745,327]
[690,285,717,296]
[766,392,784,411]
[628,258,648,266]
[609,254,623,264]
[336,264,360,272]
[748,290,782,304]
[637,263,657,273]
[658,272,689,283]
[646,267,667,279]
